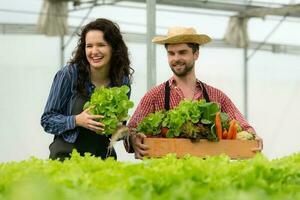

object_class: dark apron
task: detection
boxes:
[164,80,210,111]
[49,94,117,161]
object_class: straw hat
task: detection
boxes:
[152,27,211,45]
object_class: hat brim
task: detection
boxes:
[152,34,211,45]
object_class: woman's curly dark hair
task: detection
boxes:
[69,18,134,97]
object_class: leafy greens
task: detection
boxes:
[83,85,134,135]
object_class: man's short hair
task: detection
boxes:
[164,43,199,53]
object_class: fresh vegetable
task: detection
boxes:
[137,99,236,141]
[227,120,237,139]
[161,100,219,140]
[232,121,238,139]
[83,85,134,135]
[137,111,166,135]
[236,121,242,132]
[215,112,222,140]
[232,123,238,139]
[222,129,228,139]
[1,152,300,200]
[137,99,245,142]
[220,112,230,130]
[237,131,254,140]
[161,127,169,137]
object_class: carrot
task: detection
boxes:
[232,123,238,139]
[222,129,228,139]
[215,112,222,140]
[227,120,236,139]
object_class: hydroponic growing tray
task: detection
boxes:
[144,137,259,159]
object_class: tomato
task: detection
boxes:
[161,127,169,137]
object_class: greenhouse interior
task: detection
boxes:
[0,0,300,199]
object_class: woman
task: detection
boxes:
[41,18,134,161]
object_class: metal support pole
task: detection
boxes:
[243,47,248,120]
[60,35,65,68]
[146,0,156,90]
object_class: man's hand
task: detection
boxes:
[130,132,149,159]
[252,134,263,153]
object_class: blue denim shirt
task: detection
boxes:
[41,64,131,143]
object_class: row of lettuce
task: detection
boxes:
[0,152,300,200]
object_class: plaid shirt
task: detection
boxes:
[128,77,254,132]
[125,77,255,152]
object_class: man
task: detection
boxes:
[126,27,262,159]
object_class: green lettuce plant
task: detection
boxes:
[1,152,300,200]
[83,85,134,135]
[138,99,231,141]
[137,111,166,135]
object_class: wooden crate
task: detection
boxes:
[144,137,259,159]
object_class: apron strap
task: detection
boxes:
[164,81,170,111]
[164,80,210,111]
[199,81,210,102]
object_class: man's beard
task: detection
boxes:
[170,61,194,77]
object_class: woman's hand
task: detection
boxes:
[130,132,149,159]
[75,107,105,132]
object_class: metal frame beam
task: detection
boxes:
[146,0,156,90]
[120,0,300,18]
[1,23,299,55]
